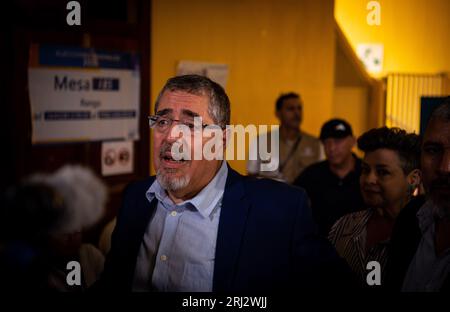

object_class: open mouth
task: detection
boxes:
[161,153,188,164]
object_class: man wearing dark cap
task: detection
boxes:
[294,119,364,237]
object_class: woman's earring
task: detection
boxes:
[408,184,417,197]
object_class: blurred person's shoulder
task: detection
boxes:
[300,130,320,144]
[299,131,322,158]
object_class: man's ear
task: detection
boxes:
[407,169,421,187]
[223,127,230,149]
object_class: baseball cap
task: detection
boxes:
[320,119,353,140]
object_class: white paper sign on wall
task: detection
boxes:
[356,43,384,74]
[28,44,140,144]
[176,60,229,89]
[101,141,134,176]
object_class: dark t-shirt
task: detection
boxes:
[294,155,365,237]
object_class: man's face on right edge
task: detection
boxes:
[421,118,450,213]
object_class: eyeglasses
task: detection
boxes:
[148,115,217,133]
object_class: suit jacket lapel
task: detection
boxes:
[124,184,158,289]
[213,166,250,292]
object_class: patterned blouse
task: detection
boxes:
[328,209,390,287]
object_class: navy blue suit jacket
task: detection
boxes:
[99,165,355,291]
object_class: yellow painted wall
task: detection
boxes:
[151,0,336,174]
[333,30,371,140]
[333,87,369,138]
[335,0,450,78]
[333,87,367,157]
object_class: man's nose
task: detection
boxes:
[165,123,185,142]
[326,142,336,152]
[438,149,450,174]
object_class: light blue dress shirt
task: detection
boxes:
[402,200,450,291]
[132,161,228,291]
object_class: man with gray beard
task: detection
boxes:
[387,97,450,292]
[98,75,354,292]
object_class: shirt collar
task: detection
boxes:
[146,161,228,219]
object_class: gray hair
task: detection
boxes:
[155,75,231,128]
[430,96,450,122]
[29,165,107,234]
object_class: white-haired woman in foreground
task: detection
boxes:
[1,165,107,291]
